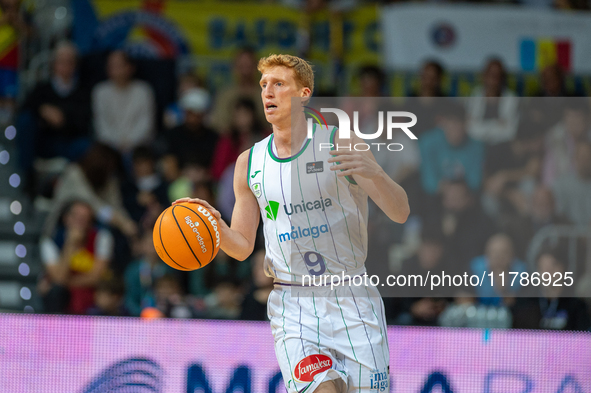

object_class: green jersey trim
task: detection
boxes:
[329,127,358,185]
[247,147,253,186]
[267,123,316,163]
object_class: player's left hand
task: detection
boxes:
[327,150,384,180]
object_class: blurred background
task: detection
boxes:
[0,0,589,333]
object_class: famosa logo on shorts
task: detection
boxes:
[294,355,333,383]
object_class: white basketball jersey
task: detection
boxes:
[247,124,369,283]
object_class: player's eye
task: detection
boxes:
[276,82,282,87]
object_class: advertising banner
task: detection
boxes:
[0,314,589,392]
[380,4,591,74]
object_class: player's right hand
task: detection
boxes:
[172,198,222,221]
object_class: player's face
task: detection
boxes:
[260,66,309,126]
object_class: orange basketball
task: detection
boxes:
[153,202,221,271]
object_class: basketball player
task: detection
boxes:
[174,55,409,393]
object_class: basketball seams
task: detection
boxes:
[175,204,216,257]
[157,210,189,270]
[171,205,203,269]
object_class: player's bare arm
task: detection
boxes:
[173,149,259,261]
[328,132,410,224]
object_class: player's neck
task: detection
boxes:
[272,115,307,158]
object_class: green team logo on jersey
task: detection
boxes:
[252,183,262,198]
[264,201,280,221]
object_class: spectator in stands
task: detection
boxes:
[512,243,591,331]
[538,63,569,97]
[92,50,155,155]
[395,229,449,326]
[163,72,203,130]
[87,278,128,316]
[45,143,137,240]
[418,101,485,195]
[426,179,497,272]
[204,279,244,320]
[552,142,591,226]
[121,145,169,226]
[210,98,268,180]
[471,233,527,306]
[482,118,544,218]
[467,58,519,145]
[124,230,178,317]
[210,47,267,132]
[154,275,195,318]
[358,65,386,97]
[17,42,91,175]
[168,163,215,206]
[0,0,31,121]
[39,200,113,314]
[404,60,446,137]
[164,88,218,174]
[542,99,591,186]
[505,184,570,259]
[240,250,273,321]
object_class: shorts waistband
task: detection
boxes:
[273,273,368,288]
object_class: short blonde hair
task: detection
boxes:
[258,54,314,94]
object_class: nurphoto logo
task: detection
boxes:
[305,106,418,152]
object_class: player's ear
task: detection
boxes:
[301,87,311,105]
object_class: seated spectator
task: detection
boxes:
[204,279,244,320]
[426,179,497,271]
[505,184,570,259]
[88,278,128,316]
[124,230,178,317]
[164,88,218,174]
[210,98,269,180]
[210,47,267,133]
[92,50,155,155]
[163,71,203,130]
[403,60,446,138]
[395,230,449,326]
[121,145,169,225]
[512,243,591,331]
[168,162,212,203]
[467,58,519,145]
[543,99,591,186]
[482,118,544,218]
[38,200,113,314]
[537,63,570,98]
[45,143,137,239]
[357,65,386,97]
[153,275,195,319]
[418,101,485,194]
[0,0,32,122]
[189,249,250,298]
[240,250,273,321]
[471,233,527,306]
[552,142,591,226]
[17,41,91,174]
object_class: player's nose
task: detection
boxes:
[263,85,274,98]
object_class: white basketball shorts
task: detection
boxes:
[268,284,390,393]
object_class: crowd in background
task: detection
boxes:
[7,35,591,331]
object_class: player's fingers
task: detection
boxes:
[172,197,192,205]
[327,154,356,163]
[337,169,356,176]
[330,161,361,171]
[328,150,355,156]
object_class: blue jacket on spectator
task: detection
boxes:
[471,255,528,306]
[418,128,485,194]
